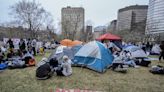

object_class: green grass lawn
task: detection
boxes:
[0,51,164,92]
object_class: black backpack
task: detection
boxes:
[150,65,164,74]
[36,63,53,80]
[49,57,59,68]
[135,58,151,67]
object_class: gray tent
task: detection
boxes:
[48,45,82,63]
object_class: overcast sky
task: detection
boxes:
[0,0,149,27]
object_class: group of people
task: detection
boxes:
[1,38,164,77]
[6,38,37,56]
[103,40,139,72]
[123,41,164,61]
[102,40,164,73]
[0,38,38,70]
[0,38,44,62]
[36,55,72,79]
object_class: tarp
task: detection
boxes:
[74,41,114,73]
[71,40,83,46]
[96,33,121,41]
[60,39,73,47]
[123,45,147,58]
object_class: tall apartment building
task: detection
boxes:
[116,5,148,31]
[146,0,164,35]
[61,6,84,38]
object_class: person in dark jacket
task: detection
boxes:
[27,38,32,54]
[0,49,5,63]
[159,41,164,61]
[19,39,26,52]
[7,39,14,53]
[36,57,58,80]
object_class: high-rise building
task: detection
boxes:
[61,6,85,34]
[93,26,107,39]
[85,25,93,41]
[146,0,164,34]
[117,5,148,31]
[108,20,117,32]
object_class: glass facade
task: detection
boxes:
[146,0,164,34]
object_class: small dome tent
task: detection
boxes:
[74,41,114,73]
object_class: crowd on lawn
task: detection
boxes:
[105,40,164,73]
[1,38,164,79]
[0,38,72,78]
[35,40,164,79]
[0,38,41,69]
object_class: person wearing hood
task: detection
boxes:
[56,55,72,76]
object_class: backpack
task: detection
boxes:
[49,57,59,68]
[150,65,164,74]
[135,58,151,67]
[36,58,54,80]
[36,63,53,80]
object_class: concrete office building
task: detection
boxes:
[61,6,85,33]
[93,26,107,39]
[108,20,117,32]
[117,5,148,31]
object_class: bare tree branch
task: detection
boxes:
[10,0,53,39]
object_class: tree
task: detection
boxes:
[44,12,56,40]
[62,20,71,39]
[10,0,52,38]
[61,13,83,40]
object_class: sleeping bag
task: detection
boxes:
[8,59,26,69]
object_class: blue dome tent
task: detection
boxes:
[74,41,114,73]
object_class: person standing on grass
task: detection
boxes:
[27,38,32,54]
[31,39,37,56]
[7,38,14,54]
[159,41,164,62]
[19,39,26,52]
[0,48,5,63]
